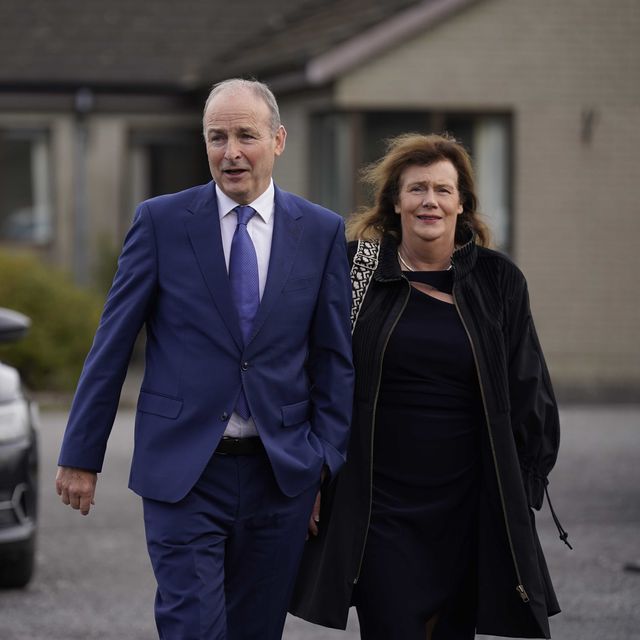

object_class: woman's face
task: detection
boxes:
[394,161,463,248]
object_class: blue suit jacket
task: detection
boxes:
[58,182,354,501]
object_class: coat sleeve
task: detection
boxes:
[506,269,560,510]
[307,218,355,479]
[58,203,158,471]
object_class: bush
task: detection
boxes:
[0,251,103,392]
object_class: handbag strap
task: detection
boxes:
[350,239,380,333]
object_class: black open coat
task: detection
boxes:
[290,234,562,638]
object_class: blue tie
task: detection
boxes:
[229,205,259,419]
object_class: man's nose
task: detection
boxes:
[224,139,242,160]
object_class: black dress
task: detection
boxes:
[353,271,482,640]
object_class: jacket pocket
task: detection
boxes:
[137,391,183,419]
[283,276,316,292]
[281,399,310,426]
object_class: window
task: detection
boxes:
[311,111,512,252]
[127,129,210,217]
[0,129,53,245]
[310,113,356,216]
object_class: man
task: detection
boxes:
[56,78,354,639]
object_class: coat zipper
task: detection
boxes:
[353,279,411,585]
[453,289,530,604]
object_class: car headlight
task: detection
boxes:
[0,400,30,442]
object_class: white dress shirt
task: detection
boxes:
[216,181,275,438]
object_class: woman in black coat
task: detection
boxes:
[290,133,567,639]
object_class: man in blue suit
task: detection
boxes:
[56,78,354,639]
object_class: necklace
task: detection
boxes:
[397,251,414,271]
[397,250,452,272]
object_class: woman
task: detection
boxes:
[290,133,565,639]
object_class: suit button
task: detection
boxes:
[220,412,229,421]
[241,361,249,371]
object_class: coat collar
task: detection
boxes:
[374,227,477,283]
[185,182,242,349]
[249,186,303,341]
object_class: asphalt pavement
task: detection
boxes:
[0,402,638,639]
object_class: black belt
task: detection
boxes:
[215,436,264,456]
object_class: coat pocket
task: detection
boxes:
[137,390,183,419]
[281,399,310,426]
[283,275,316,292]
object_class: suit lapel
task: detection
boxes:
[249,188,303,342]
[185,183,243,350]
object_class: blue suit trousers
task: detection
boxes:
[143,450,318,639]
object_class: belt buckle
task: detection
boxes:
[216,435,261,456]
[218,436,241,456]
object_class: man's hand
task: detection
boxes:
[307,490,321,538]
[56,466,97,516]
[307,466,328,538]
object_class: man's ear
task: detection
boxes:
[274,125,287,156]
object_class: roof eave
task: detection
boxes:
[305,0,481,86]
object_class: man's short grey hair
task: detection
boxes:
[202,78,281,136]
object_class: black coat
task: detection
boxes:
[290,234,562,638]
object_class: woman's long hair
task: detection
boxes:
[346,133,491,247]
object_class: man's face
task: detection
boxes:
[203,88,286,204]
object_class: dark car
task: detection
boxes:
[0,307,38,588]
